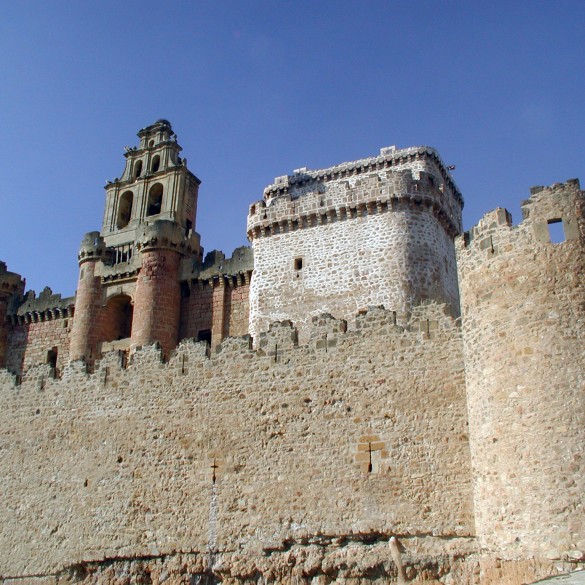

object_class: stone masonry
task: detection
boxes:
[0,122,583,584]
[247,147,462,343]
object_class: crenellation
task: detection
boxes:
[13,287,75,321]
[248,169,461,243]
[0,122,583,584]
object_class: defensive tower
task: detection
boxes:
[69,120,202,363]
[247,146,463,342]
[457,179,585,560]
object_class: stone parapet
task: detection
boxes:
[261,145,462,205]
[136,219,199,255]
[180,246,254,285]
[248,167,462,242]
[9,287,75,324]
[0,261,25,300]
[78,231,107,265]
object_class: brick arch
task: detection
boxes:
[102,294,133,342]
[103,284,135,305]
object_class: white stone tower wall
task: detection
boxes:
[249,206,459,343]
[248,147,463,343]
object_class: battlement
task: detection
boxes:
[8,286,74,324]
[180,245,254,285]
[262,145,462,204]
[456,178,584,259]
[2,302,459,391]
[0,261,26,317]
[248,148,464,241]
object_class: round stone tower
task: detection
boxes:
[247,146,463,342]
[457,179,585,561]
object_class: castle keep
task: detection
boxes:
[0,121,583,584]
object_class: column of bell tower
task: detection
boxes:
[132,222,186,357]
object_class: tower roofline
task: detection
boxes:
[137,119,174,137]
[263,145,463,208]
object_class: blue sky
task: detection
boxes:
[1,1,584,296]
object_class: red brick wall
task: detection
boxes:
[6,317,72,375]
[179,282,213,341]
[132,249,181,358]
[69,261,103,362]
[225,282,250,338]
[179,279,250,346]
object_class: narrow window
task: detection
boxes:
[133,160,143,180]
[47,347,58,378]
[548,219,565,244]
[117,191,133,229]
[147,183,163,216]
[151,155,160,173]
[185,219,193,237]
[47,347,58,369]
[294,257,303,271]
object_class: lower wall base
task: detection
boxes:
[2,539,583,585]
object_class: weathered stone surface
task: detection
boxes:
[457,180,585,560]
[0,306,476,581]
[0,125,584,585]
[248,150,462,344]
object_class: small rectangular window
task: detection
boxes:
[548,219,565,244]
[294,257,303,271]
[197,329,212,344]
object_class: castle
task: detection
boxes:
[0,120,583,584]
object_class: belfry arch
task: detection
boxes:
[117,191,133,229]
[147,183,163,216]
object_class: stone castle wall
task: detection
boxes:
[456,180,585,561]
[0,303,476,582]
[1,117,584,584]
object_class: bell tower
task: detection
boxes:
[101,119,201,250]
[70,120,202,363]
